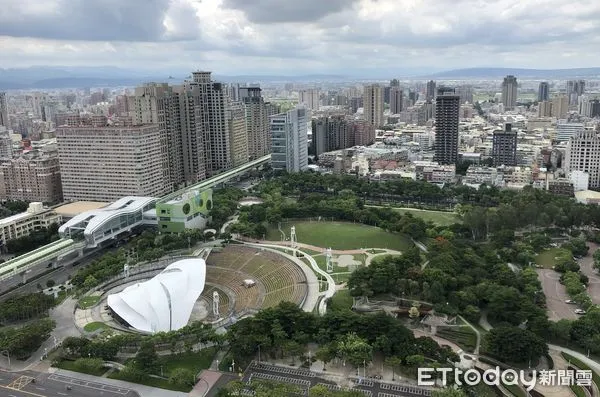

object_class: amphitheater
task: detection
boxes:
[76,244,312,333]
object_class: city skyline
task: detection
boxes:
[1,0,600,75]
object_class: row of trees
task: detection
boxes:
[0,200,28,219]
[227,302,458,373]
[0,292,56,323]
[0,318,55,359]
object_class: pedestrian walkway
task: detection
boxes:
[52,368,188,397]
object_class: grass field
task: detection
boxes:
[83,322,107,332]
[561,352,600,390]
[391,208,460,226]
[109,370,190,392]
[78,295,101,309]
[436,326,478,353]
[267,221,412,251]
[535,247,569,268]
[328,289,354,312]
[54,360,107,377]
[160,348,217,377]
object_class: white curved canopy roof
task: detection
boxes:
[107,258,206,333]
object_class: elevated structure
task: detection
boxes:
[58,196,158,248]
[0,238,85,281]
[107,258,206,333]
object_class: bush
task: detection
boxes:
[73,357,104,373]
[46,279,56,288]
[169,368,196,387]
[118,365,148,382]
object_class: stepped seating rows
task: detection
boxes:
[205,267,260,312]
[201,285,231,314]
[205,246,309,311]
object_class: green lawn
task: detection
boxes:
[328,289,354,312]
[267,221,412,251]
[78,295,101,309]
[84,322,107,332]
[54,360,107,377]
[160,348,217,377]
[109,371,190,392]
[391,208,460,226]
[535,247,569,268]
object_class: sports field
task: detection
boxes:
[266,221,412,250]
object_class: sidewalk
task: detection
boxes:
[52,368,188,397]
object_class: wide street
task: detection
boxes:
[537,268,579,321]
[0,370,139,397]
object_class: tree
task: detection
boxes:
[384,356,402,381]
[169,368,196,387]
[337,333,372,369]
[46,279,56,288]
[409,306,420,319]
[315,344,336,371]
[484,327,548,364]
[134,341,159,373]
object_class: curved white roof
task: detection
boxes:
[107,258,206,333]
[58,196,157,242]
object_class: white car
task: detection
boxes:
[574,309,586,315]
[565,300,576,304]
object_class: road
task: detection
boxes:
[579,242,600,304]
[0,370,140,397]
[536,268,579,321]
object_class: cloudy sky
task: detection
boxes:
[0,0,599,76]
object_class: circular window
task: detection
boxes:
[182,203,191,215]
[206,200,213,210]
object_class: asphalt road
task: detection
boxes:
[537,268,579,321]
[0,371,139,397]
[579,242,600,305]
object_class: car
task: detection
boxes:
[575,309,586,315]
[565,299,576,304]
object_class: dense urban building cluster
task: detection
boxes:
[0,72,599,205]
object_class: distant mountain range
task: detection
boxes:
[0,66,599,89]
[426,67,600,79]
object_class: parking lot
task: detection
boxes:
[242,362,431,397]
[537,268,579,321]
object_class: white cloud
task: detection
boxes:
[0,0,599,75]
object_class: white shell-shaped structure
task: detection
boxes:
[107,258,206,333]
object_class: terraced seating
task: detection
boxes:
[201,285,231,315]
[205,246,309,311]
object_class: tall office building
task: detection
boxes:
[130,83,183,190]
[567,80,585,106]
[0,92,8,128]
[239,87,270,159]
[390,79,400,87]
[0,150,63,203]
[0,126,12,159]
[501,75,518,110]
[492,123,517,166]
[270,106,308,172]
[226,101,249,167]
[552,95,569,119]
[426,80,436,101]
[565,130,600,189]
[434,87,460,165]
[538,82,549,102]
[390,87,403,114]
[56,116,168,201]
[299,89,320,111]
[363,84,384,127]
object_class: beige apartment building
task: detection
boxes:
[0,202,62,249]
[363,84,384,127]
[227,101,249,167]
[0,150,63,203]
[56,115,167,202]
